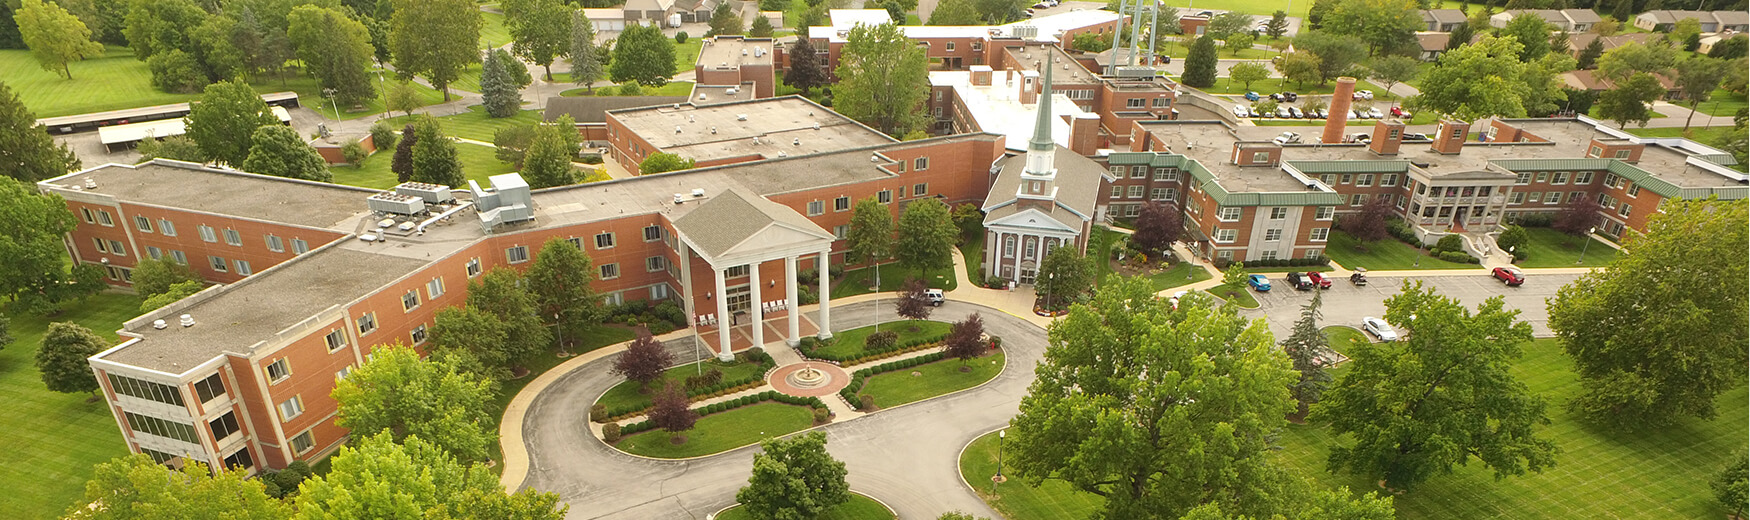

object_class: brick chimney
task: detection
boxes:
[1431,119,1470,155]
[1323,77,1357,144]
[1370,119,1405,156]
[971,65,993,86]
[1069,113,1101,156]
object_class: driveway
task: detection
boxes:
[1240,272,1578,341]
[516,299,1039,519]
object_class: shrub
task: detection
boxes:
[602,423,622,443]
[591,403,607,422]
[341,141,367,166]
[685,368,724,389]
[368,120,398,151]
[745,347,769,364]
[827,264,845,279]
[1434,234,1464,253]
[865,331,898,350]
[1438,251,1474,264]
[618,83,643,96]
[859,394,875,410]
[796,268,820,287]
[1212,258,1232,269]
[985,275,1009,289]
[675,31,689,43]
[1518,212,1554,227]
[813,407,831,423]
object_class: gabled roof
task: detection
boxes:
[1421,9,1467,23]
[1562,9,1602,24]
[1417,32,1451,52]
[624,0,674,12]
[671,187,833,260]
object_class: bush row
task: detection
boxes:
[838,370,871,404]
[605,299,688,331]
[806,333,949,364]
[614,391,827,440]
[595,357,776,422]
[867,351,947,375]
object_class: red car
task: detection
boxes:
[1492,267,1526,286]
[1306,271,1333,289]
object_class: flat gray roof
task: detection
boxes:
[608,96,893,164]
[1003,44,1099,86]
[50,161,375,230]
[697,36,774,69]
[1142,123,1329,192]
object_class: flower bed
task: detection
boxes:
[594,350,775,423]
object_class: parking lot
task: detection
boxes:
[1242,272,1579,344]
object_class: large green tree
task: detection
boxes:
[388,0,481,100]
[1295,31,1368,85]
[287,5,376,108]
[480,47,526,118]
[430,305,514,379]
[36,321,106,395]
[525,236,603,351]
[410,116,465,187]
[65,455,291,519]
[331,343,497,462]
[609,23,676,87]
[1411,35,1572,120]
[0,82,81,182]
[1366,55,1421,106]
[1595,72,1665,128]
[1321,0,1421,56]
[567,11,603,91]
[833,22,929,136]
[846,197,894,287]
[1227,61,1271,91]
[1313,281,1557,491]
[894,197,956,280]
[467,268,554,366]
[185,79,279,166]
[1277,50,1323,88]
[16,0,105,79]
[0,178,104,315]
[927,0,979,25]
[1595,41,1676,84]
[1500,13,1552,61]
[1032,245,1092,312]
[242,124,333,182]
[132,257,200,298]
[783,37,827,95]
[504,0,570,80]
[1547,198,1748,430]
[296,432,566,519]
[734,432,850,520]
[638,152,694,174]
[140,280,203,313]
[1674,56,1727,131]
[1181,35,1218,88]
[707,1,742,36]
[521,117,580,188]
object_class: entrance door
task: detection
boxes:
[1019,267,1037,285]
[726,285,750,322]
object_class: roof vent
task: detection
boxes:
[711,126,718,134]
[870,154,880,162]
[737,114,748,121]
[674,193,685,204]
[778,151,788,157]
[793,138,800,145]
[812,122,820,130]
[673,103,681,109]
[688,115,696,122]
[691,188,705,197]
[83,178,96,189]
[726,87,739,95]
[152,319,167,330]
[179,314,194,328]
[698,94,708,100]
[753,136,761,144]
[675,125,683,134]
[742,48,748,55]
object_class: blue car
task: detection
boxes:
[1244,91,1261,101]
[1247,274,1272,292]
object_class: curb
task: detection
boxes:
[953,427,1013,518]
[708,490,898,519]
[851,348,1010,416]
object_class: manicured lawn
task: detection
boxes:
[1320,325,1369,358]
[857,352,1005,408]
[1142,261,1212,291]
[594,358,771,412]
[560,81,696,97]
[1514,227,1618,268]
[307,69,450,121]
[1323,229,1480,271]
[1241,264,1334,273]
[716,492,895,520]
[480,10,511,47]
[831,262,957,299]
[615,402,816,458]
[960,429,1105,520]
[1588,104,1667,120]
[957,234,985,285]
[1626,125,1744,148]
[675,40,703,74]
[1276,339,1748,520]
[330,142,517,189]
[813,320,952,360]
[385,105,544,143]
[0,292,144,518]
[1207,283,1260,308]
[1692,88,1748,117]
[1089,226,1123,284]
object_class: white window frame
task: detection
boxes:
[208,256,228,272]
[402,289,421,311]
[95,210,114,226]
[1315,206,1334,220]
[1269,207,1288,219]
[600,263,620,280]
[507,246,530,264]
[1263,229,1282,241]
[466,257,482,277]
[594,232,616,250]
[1356,174,1373,187]
[324,329,347,352]
[358,312,377,336]
[158,219,177,236]
[266,235,284,252]
[198,225,217,243]
[1217,207,1242,222]
[223,228,242,246]
[1310,227,1329,241]
[233,260,251,275]
[265,359,291,384]
[425,277,445,299]
[914,157,929,170]
[1214,229,1237,243]
[292,238,309,254]
[646,256,666,272]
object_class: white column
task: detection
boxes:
[816,250,832,339]
[713,266,732,361]
[785,255,800,347]
[749,260,765,350]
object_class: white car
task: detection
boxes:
[1362,317,1398,342]
[1354,89,1374,100]
[1271,131,1301,145]
[1232,105,1250,118]
[1367,107,1385,119]
[925,288,945,306]
[1168,290,1189,309]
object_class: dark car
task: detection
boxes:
[1307,271,1332,289]
[1268,92,1298,102]
[1493,267,1526,286]
[1285,271,1314,291]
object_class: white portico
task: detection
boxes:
[670,188,837,361]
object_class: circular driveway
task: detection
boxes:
[514,300,1042,519]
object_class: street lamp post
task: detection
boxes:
[996,430,1007,480]
[1507,245,1515,264]
[322,87,341,122]
[1576,227,1596,264]
[1046,273,1055,314]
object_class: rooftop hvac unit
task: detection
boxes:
[699,94,708,100]
[1013,25,1038,39]
[368,192,425,215]
[674,193,685,204]
[691,188,705,198]
[394,182,453,203]
[1115,66,1155,78]
[742,49,748,55]
[737,114,748,121]
[83,178,96,189]
[179,314,194,327]
[727,88,739,95]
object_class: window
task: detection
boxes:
[1569,191,1584,203]
[335,365,354,381]
[507,245,529,263]
[1626,183,1641,197]
[209,412,241,441]
[292,238,309,254]
[1527,192,1542,203]
[878,190,893,204]
[1110,166,1125,176]
[914,157,929,170]
[1150,188,1169,200]
[402,289,420,311]
[807,200,825,216]
[276,395,304,420]
[1126,98,1145,108]
[1533,172,1548,183]
[80,208,95,224]
[1164,188,1178,201]
[96,210,114,226]
[425,277,445,299]
[1589,145,1603,157]
[1269,207,1288,219]
[146,246,163,260]
[233,260,251,276]
[1340,174,1353,184]
[972,41,983,51]
[459,258,479,278]
[1214,229,1237,243]
[265,359,290,383]
[208,256,228,272]
[1614,149,1631,159]
[1574,172,1594,185]
[198,225,217,243]
[222,448,253,470]
[1356,174,1373,187]
[158,219,176,236]
[913,183,927,196]
[357,312,377,335]
[1131,165,1148,178]
[140,448,181,465]
[600,263,620,280]
[171,250,187,264]
[1350,194,1367,206]
[1110,185,1124,198]
[594,232,616,249]
[411,324,428,344]
[1216,250,1234,261]
[290,431,315,454]
[646,256,666,272]
[134,216,153,232]
[1603,173,1622,188]
[1128,185,1144,198]
[1123,204,1142,217]
[1320,174,1336,185]
[1264,229,1282,241]
[1003,235,1017,256]
[1515,172,1532,184]
[1024,238,1037,259]
[266,235,284,252]
[833,225,848,239]
[1310,227,1329,241]
[1258,250,1279,260]
[1218,207,1241,221]
[223,229,241,246]
[124,412,199,443]
[1153,97,1170,107]
[93,238,108,254]
[1252,152,1270,163]
[1552,172,1569,184]
[107,266,133,282]
[109,240,126,256]
[1545,192,1561,204]
[1619,203,1633,217]
[324,329,347,352]
[1315,206,1334,220]
[834,196,850,212]
[1381,174,1398,187]
[107,373,186,406]
[1510,191,1527,204]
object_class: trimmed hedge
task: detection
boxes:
[807,333,949,364]
[836,351,957,403]
[1233,256,1330,268]
[616,390,828,438]
[596,357,777,422]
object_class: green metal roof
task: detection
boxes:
[1488,158,1615,171]
[1491,158,1746,200]
[1285,160,1411,174]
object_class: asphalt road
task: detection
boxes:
[1241,272,1579,340]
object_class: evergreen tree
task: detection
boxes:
[1265,10,1290,39]
[411,117,465,187]
[1280,290,1332,418]
[784,37,826,95]
[568,11,604,91]
[1445,21,1473,51]
[1610,0,1633,26]
[749,14,774,37]
[521,118,579,188]
[242,125,333,182]
[391,123,418,183]
[36,322,105,395]
[610,23,676,87]
[707,1,742,36]
[1576,37,1605,69]
[388,0,482,100]
[480,48,525,118]
[15,0,105,79]
[0,82,81,182]
[1182,35,1218,88]
[185,79,279,167]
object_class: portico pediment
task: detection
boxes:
[985,207,1080,234]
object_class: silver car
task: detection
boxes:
[1363,317,1398,342]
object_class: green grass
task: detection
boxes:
[594,359,771,412]
[857,352,1004,408]
[675,39,703,74]
[0,292,145,518]
[1141,262,1212,291]
[1321,325,1370,358]
[1587,104,1667,120]
[1513,227,1619,268]
[813,320,953,360]
[960,429,1106,520]
[958,234,985,284]
[308,73,450,121]
[559,81,696,97]
[1691,88,1748,117]
[330,142,517,189]
[1089,227,1123,283]
[480,10,511,48]
[831,263,957,299]
[1323,229,1481,271]
[716,492,895,520]
[615,402,816,458]
[1626,125,1743,143]
[384,105,543,143]
[1207,283,1260,308]
[1276,339,1748,520]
